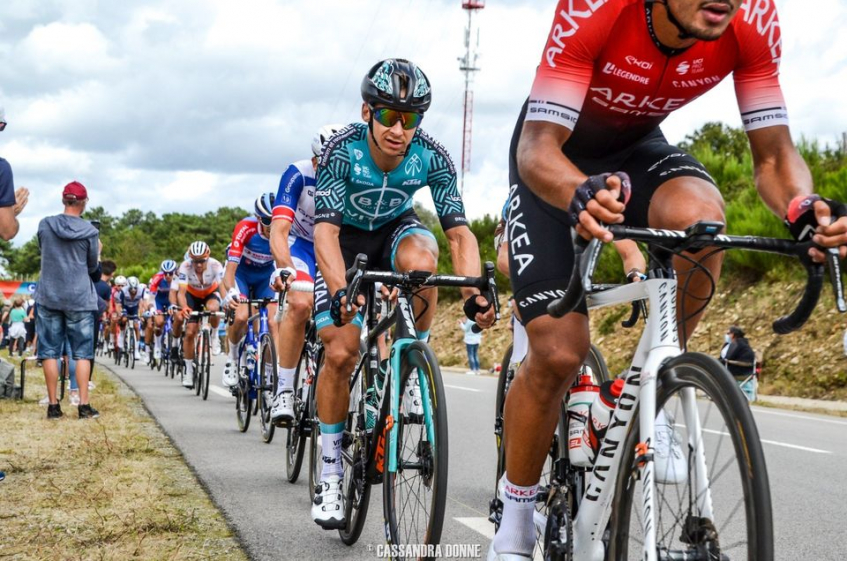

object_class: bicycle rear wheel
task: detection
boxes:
[338,349,371,546]
[129,330,136,370]
[308,349,324,502]
[607,352,773,561]
[383,341,448,555]
[286,342,311,483]
[259,333,277,443]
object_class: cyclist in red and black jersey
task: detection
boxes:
[493,1,847,559]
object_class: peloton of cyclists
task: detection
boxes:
[172,241,226,388]
[310,58,495,529]
[268,124,343,424]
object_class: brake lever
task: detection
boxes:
[825,248,847,312]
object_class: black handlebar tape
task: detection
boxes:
[773,264,824,334]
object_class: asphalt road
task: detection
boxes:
[104,356,847,561]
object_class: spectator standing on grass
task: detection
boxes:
[34,181,101,420]
[459,318,482,376]
[6,298,27,356]
[720,326,756,377]
[0,105,30,241]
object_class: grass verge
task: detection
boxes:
[0,357,248,561]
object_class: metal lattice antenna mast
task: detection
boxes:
[458,0,484,195]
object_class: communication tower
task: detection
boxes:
[458,0,484,194]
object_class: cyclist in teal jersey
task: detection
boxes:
[311,58,496,529]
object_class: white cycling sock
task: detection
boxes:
[185,360,194,376]
[154,335,162,351]
[493,474,538,557]
[277,366,295,393]
[228,341,238,362]
[319,420,345,480]
[118,332,124,348]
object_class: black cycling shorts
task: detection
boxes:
[507,100,715,324]
[313,210,436,331]
[185,292,221,323]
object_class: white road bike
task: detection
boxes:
[532,220,844,561]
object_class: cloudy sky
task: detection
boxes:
[1,0,846,245]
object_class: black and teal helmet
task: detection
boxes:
[361,58,432,113]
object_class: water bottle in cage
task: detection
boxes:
[580,378,624,465]
[567,366,600,468]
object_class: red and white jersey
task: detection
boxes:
[228,217,274,268]
[527,0,786,153]
[174,258,225,298]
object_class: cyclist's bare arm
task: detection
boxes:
[445,225,495,328]
[748,126,846,259]
[223,262,238,293]
[496,241,509,276]
[270,219,295,270]
[177,285,188,310]
[518,121,625,242]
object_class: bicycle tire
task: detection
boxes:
[338,346,371,546]
[129,329,136,370]
[236,344,252,432]
[606,352,773,561]
[201,330,211,401]
[308,348,324,502]
[383,341,448,554]
[286,341,310,483]
[58,358,67,402]
[259,333,277,443]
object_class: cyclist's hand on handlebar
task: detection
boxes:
[569,172,631,242]
[810,199,847,261]
[464,294,495,329]
[379,284,399,303]
[270,267,297,291]
[330,290,365,326]
[786,194,847,262]
[181,306,192,319]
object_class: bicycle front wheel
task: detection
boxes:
[258,333,277,443]
[286,342,311,483]
[383,341,448,555]
[607,352,773,561]
[201,331,211,400]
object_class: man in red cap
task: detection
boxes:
[0,105,30,241]
[33,181,102,419]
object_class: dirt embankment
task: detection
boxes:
[430,279,847,401]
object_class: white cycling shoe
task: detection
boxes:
[271,390,295,423]
[486,544,532,561]
[312,475,345,530]
[182,370,194,388]
[402,375,424,420]
[654,411,688,485]
[222,359,238,387]
[153,348,161,361]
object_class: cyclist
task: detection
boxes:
[311,58,495,529]
[114,276,149,361]
[267,124,342,423]
[173,241,226,388]
[108,275,127,355]
[491,1,847,559]
[221,194,280,388]
[145,259,178,363]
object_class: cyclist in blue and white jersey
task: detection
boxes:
[115,276,150,360]
[144,259,178,362]
[267,124,342,423]
[310,58,495,529]
[221,193,280,387]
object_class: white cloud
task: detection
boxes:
[0,0,844,248]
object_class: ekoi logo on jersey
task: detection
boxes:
[545,0,610,68]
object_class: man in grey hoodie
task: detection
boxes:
[35,181,101,419]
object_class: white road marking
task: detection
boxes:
[445,384,482,393]
[751,406,847,426]
[211,385,233,398]
[455,517,494,540]
[698,427,832,454]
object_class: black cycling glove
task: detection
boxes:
[568,172,632,226]
[329,289,348,327]
[785,194,847,241]
[463,295,492,322]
